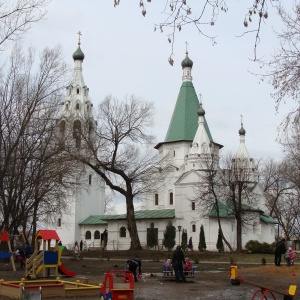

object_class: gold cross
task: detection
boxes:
[78,31,82,45]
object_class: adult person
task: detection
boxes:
[126,258,142,282]
[24,242,33,258]
[172,245,186,283]
[80,240,83,252]
[74,241,80,258]
[274,238,286,266]
[188,237,193,251]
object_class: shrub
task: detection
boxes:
[245,240,274,254]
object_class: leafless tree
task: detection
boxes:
[260,3,300,133]
[67,95,157,250]
[262,124,300,239]
[194,152,260,252]
[114,0,274,63]
[192,153,234,252]
[0,0,49,51]
[0,44,75,242]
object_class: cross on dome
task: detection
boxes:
[78,31,82,46]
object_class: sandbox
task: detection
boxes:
[0,277,101,299]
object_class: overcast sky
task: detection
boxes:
[16,1,296,213]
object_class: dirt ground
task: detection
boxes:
[0,257,299,299]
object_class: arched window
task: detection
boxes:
[89,174,92,185]
[85,231,91,240]
[192,224,196,232]
[120,227,126,237]
[77,88,80,94]
[155,193,158,205]
[191,202,195,211]
[73,120,81,149]
[169,192,173,205]
[94,230,100,239]
[57,218,61,227]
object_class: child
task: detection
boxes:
[285,249,291,266]
[184,258,192,271]
[163,259,173,271]
[289,246,295,265]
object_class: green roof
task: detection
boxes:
[208,201,234,218]
[80,209,175,225]
[208,202,275,225]
[260,214,277,224]
[164,81,213,143]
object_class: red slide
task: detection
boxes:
[58,264,76,277]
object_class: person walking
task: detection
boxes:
[80,240,83,252]
[172,245,186,283]
[274,238,286,266]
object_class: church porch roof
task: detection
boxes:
[80,209,175,225]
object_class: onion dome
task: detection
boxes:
[73,46,85,61]
[198,103,205,116]
[181,51,193,68]
[239,124,246,136]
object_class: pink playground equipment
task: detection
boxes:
[25,229,76,279]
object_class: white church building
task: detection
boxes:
[47,39,276,251]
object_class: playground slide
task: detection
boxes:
[58,264,76,277]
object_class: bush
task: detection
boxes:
[245,240,274,254]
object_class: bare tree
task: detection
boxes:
[114,0,273,63]
[192,153,234,252]
[0,0,49,51]
[67,95,157,250]
[261,124,300,239]
[194,152,260,252]
[260,4,300,133]
[0,44,74,240]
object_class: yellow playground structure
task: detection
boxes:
[25,230,75,279]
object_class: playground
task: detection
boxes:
[0,258,299,299]
[0,230,299,299]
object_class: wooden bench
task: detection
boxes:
[162,269,195,279]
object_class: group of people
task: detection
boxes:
[126,245,192,283]
[162,245,192,282]
[274,238,295,266]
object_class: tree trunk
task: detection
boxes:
[236,217,242,253]
[126,196,142,250]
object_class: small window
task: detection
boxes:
[89,174,92,185]
[77,88,80,94]
[174,151,175,157]
[169,192,173,205]
[94,230,100,239]
[192,224,196,232]
[76,103,80,109]
[155,193,158,205]
[57,218,61,227]
[85,231,91,240]
[191,202,195,210]
[120,227,126,237]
